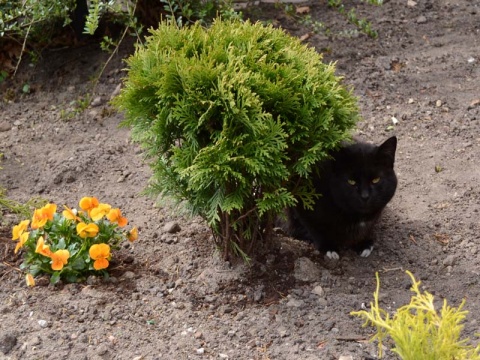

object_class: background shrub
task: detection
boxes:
[116,19,359,259]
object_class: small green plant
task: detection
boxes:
[115,19,359,259]
[12,196,138,285]
[0,186,46,220]
[351,271,480,359]
[0,71,8,83]
[59,94,92,120]
[328,0,382,38]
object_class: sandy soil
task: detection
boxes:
[1,0,480,359]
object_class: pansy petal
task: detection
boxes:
[127,227,138,242]
[25,274,35,287]
[93,258,109,270]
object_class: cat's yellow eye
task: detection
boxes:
[372,177,380,184]
[347,179,356,186]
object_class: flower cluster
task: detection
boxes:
[12,197,138,286]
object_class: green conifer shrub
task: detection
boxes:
[115,19,359,259]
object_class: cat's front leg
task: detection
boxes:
[353,237,375,258]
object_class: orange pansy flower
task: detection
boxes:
[90,203,112,221]
[35,236,52,257]
[12,220,30,240]
[31,203,57,229]
[25,273,35,287]
[62,205,81,222]
[79,197,99,212]
[89,243,111,270]
[14,232,29,254]
[76,222,99,238]
[127,227,138,242]
[50,249,70,271]
[107,208,128,227]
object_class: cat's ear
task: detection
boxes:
[377,136,397,166]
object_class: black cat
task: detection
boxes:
[286,136,398,259]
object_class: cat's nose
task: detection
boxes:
[360,189,370,201]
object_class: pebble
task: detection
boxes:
[436,100,442,107]
[293,257,322,282]
[416,15,427,24]
[443,254,456,267]
[122,271,136,280]
[311,285,325,297]
[286,298,305,308]
[219,354,229,359]
[164,221,181,234]
[0,122,12,132]
[38,320,48,328]
[90,96,103,107]
[196,347,205,354]
[339,356,353,360]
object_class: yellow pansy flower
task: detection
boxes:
[89,243,111,270]
[35,236,52,257]
[76,222,99,238]
[50,249,70,271]
[107,208,128,227]
[14,232,29,254]
[127,227,138,242]
[12,220,30,240]
[62,205,81,222]
[90,203,112,221]
[25,273,35,287]
[31,203,57,229]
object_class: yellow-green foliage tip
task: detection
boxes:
[351,270,480,360]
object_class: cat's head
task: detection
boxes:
[329,136,398,216]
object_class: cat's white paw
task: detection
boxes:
[326,251,340,260]
[360,246,374,258]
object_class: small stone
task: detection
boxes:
[122,271,136,279]
[0,122,11,132]
[293,257,322,282]
[339,355,354,360]
[219,354,229,359]
[194,331,203,339]
[196,347,205,354]
[163,221,181,234]
[286,298,305,308]
[91,96,103,107]
[13,120,21,126]
[407,0,417,6]
[408,98,415,104]
[29,336,41,346]
[38,320,48,328]
[443,254,456,267]
[311,285,325,297]
[416,15,427,24]
[436,100,442,107]
[96,343,109,355]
